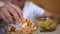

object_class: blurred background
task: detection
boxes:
[27,0,60,15]
[0,0,60,15]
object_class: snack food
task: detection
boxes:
[7,18,37,34]
[36,17,58,31]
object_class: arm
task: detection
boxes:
[43,11,53,17]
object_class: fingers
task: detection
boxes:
[9,4,23,18]
[1,7,14,24]
[5,5,20,22]
[0,12,9,23]
[0,4,22,23]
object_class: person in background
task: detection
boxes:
[0,0,59,24]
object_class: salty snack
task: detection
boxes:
[7,18,37,34]
[36,17,58,31]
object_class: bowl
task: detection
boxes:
[35,16,58,32]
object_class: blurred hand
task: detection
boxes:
[0,4,23,24]
[43,11,54,17]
